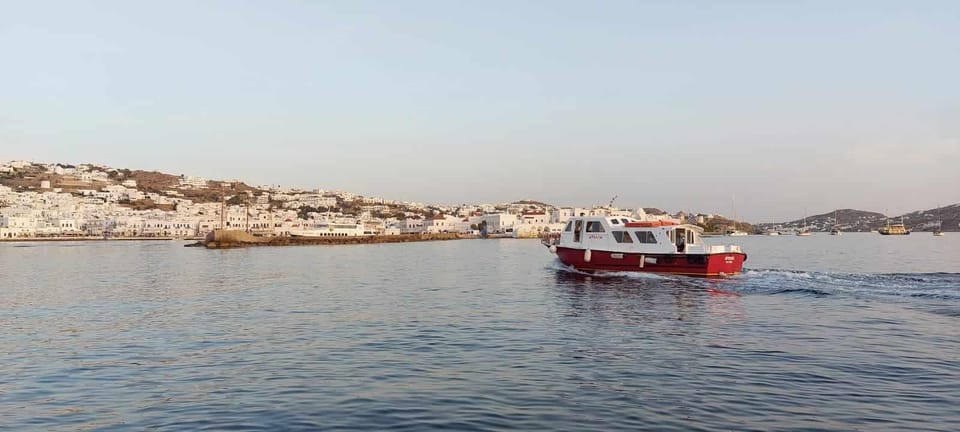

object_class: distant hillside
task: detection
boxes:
[699,216,756,234]
[6,161,957,232]
[899,204,960,232]
[512,199,551,206]
[0,163,267,204]
[783,209,886,232]
[757,205,960,232]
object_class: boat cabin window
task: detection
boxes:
[574,220,583,242]
[620,218,630,224]
[610,219,620,225]
[612,231,633,243]
[564,221,573,232]
[586,221,605,232]
[635,231,657,243]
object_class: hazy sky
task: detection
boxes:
[2,1,958,221]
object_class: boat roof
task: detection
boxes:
[668,224,704,233]
[569,216,703,233]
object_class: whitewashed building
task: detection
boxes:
[399,217,424,234]
[423,215,461,233]
[520,212,549,225]
[480,213,518,233]
[179,175,208,188]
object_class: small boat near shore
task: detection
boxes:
[542,216,746,278]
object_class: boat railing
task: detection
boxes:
[708,244,742,254]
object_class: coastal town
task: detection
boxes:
[2,160,955,241]
[0,160,704,241]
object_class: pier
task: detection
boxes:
[191,229,470,249]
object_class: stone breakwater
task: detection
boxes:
[1,236,203,242]
[189,230,471,249]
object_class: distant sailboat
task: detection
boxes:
[726,195,749,236]
[796,214,811,236]
[765,224,781,236]
[830,210,842,236]
[765,217,781,235]
[934,205,945,236]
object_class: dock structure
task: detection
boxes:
[192,230,469,249]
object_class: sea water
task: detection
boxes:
[1,234,958,430]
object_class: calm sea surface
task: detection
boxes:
[2,233,959,431]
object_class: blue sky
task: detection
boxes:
[2,1,958,220]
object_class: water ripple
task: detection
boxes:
[0,240,958,430]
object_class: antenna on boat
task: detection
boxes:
[608,195,618,208]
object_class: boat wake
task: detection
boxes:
[547,260,960,304]
[546,260,668,280]
[723,268,960,302]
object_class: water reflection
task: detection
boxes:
[549,270,745,334]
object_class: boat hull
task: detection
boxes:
[555,247,747,278]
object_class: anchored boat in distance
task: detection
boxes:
[830,210,842,236]
[878,216,910,235]
[933,206,945,236]
[542,216,746,278]
[796,214,812,236]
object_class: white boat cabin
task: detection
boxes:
[556,216,723,254]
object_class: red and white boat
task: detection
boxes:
[542,216,747,278]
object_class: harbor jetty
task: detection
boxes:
[190,229,469,249]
